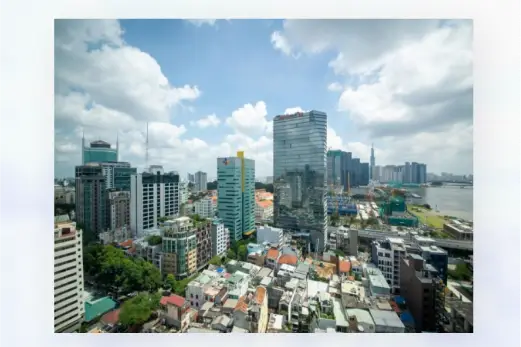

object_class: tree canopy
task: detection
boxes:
[237,245,247,261]
[227,249,237,260]
[119,292,161,327]
[84,244,162,296]
[146,235,162,246]
[209,255,223,266]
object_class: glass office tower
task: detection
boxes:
[217,151,255,242]
[273,110,327,252]
[83,140,118,164]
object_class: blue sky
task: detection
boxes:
[54,19,473,179]
[120,20,346,137]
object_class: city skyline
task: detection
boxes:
[55,19,473,179]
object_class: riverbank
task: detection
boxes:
[407,205,444,227]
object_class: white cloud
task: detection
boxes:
[284,107,306,114]
[55,20,210,176]
[225,101,271,137]
[191,114,221,128]
[186,19,217,27]
[327,82,343,92]
[271,19,473,174]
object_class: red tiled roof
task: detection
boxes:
[266,248,279,260]
[160,294,186,307]
[234,295,249,313]
[339,260,351,273]
[255,286,267,305]
[278,254,298,265]
[101,309,121,325]
[119,239,133,248]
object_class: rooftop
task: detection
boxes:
[278,254,298,266]
[101,309,121,325]
[84,297,117,322]
[346,308,375,327]
[268,313,284,331]
[369,309,405,329]
[339,260,351,273]
[160,294,186,307]
[255,286,267,305]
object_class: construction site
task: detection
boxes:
[327,175,419,228]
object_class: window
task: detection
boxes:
[190,293,193,298]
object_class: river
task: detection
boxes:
[352,184,473,221]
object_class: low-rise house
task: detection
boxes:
[267,313,286,333]
[265,248,280,269]
[340,281,367,309]
[369,309,405,333]
[159,294,193,330]
[211,315,233,332]
[345,308,376,333]
[186,273,220,309]
[204,281,228,305]
[226,272,250,300]
[232,286,269,333]
[366,267,391,297]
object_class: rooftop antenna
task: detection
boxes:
[145,122,149,170]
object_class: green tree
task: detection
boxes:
[146,235,162,246]
[227,249,237,260]
[334,249,345,257]
[119,292,161,327]
[164,274,177,290]
[209,255,222,266]
[237,245,247,261]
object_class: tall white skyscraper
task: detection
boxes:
[194,171,208,192]
[130,165,180,237]
[54,222,85,333]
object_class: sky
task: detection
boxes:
[54,19,473,179]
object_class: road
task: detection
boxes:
[358,229,473,251]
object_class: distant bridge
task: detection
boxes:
[358,229,473,251]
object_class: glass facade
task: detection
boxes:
[113,166,137,191]
[217,152,255,242]
[75,164,107,235]
[83,148,117,164]
[273,110,327,252]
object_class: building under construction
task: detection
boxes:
[379,193,419,227]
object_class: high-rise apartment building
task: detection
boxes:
[195,219,212,270]
[75,164,107,236]
[217,151,255,242]
[130,165,180,238]
[161,217,198,278]
[99,161,137,191]
[187,173,195,184]
[82,139,118,164]
[400,254,445,332]
[211,218,230,257]
[179,181,189,205]
[371,237,407,294]
[273,110,327,252]
[194,197,215,218]
[194,171,208,193]
[54,222,84,333]
[106,189,130,230]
